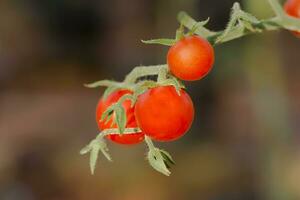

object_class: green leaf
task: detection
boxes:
[131,87,148,106]
[90,143,100,175]
[98,140,112,162]
[124,64,168,84]
[188,18,210,35]
[280,15,300,32]
[147,148,171,176]
[114,105,127,134]
[216,3,241,43]
[268,0,285,18]
[160,149,175,165]
[141,39,176,46]
[176,23,184,40]
[100,105,115,122]
[214,23,245,44]
[84,80,121,88]
[160,77,182,96]
[104,113,113,126]
[177,11,215,38]
[240,11,260,24]
[80,144,92,155]
[85,137,112,175]
[103,86,119,100]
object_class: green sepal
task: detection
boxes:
[160,77,183,96]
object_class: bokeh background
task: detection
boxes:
[1,0,300,199]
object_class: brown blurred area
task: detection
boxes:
[0,0,300,199]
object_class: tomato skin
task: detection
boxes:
[134,86,194,142]
[96,90,144,145]
[167,35,214,81]
[284,0,300,37]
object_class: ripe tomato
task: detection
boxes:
[134,86,194,142]
[96,90,144,145]
[284,0,300,37]
[167,35,214,81]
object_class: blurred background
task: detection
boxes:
[0,0,300,199]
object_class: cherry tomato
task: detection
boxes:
[96,90,144,145]
[134,86,194,142]
[284,0,300,37]
[167,35,214,81]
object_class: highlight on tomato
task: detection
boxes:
[134,86,194,142]
[284,0,300,37]
[96,90,144,145]
[167,35,215,81]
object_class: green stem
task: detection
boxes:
[124,64,168,84]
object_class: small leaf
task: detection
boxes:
[160,78,182,96]
[141,39,176,46]
[240,12,260,24]
[160,149,175,165]
[131,87,148,106]
[103,86,119,100]
[280,15,300,32]
[84,80,120,88]
[80,144,92,155]
[189,18,210,35]
[104,113,114,126]
[89,143,101,175]
[114,105,127,134]
[100,105,115,122]
[98,140,112,162]
[267,0,285,18]
[147,148,171,176]
[216,4,240,43]
[86,138,112,175]
[177,11,215,38]
[176,23,184,40]
[214,23,245,44]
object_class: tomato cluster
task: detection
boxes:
[95,34,214,145]
[95,0,300,145]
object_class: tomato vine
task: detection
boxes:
[80,0,300,176]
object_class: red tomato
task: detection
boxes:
[96,90,144,145]
[134,86,194,142]
[284,0,300,37]
[167,35,214,81]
